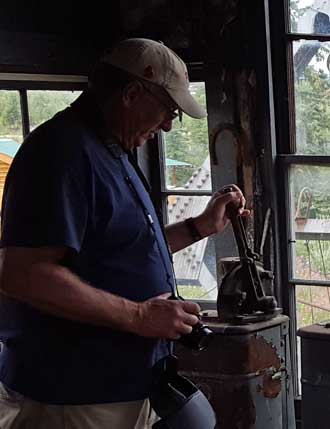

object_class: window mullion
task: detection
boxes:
[19,89,30,138]
[161,190,213,197]
[278,154,330,165]
[158,133,167,193]
[289,284,299,395]
[290,279,330,287]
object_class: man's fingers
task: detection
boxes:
[218,184,240,194]
[217,185,247,209]
[182,313,199,326]
[181,300,201,314]
[239,208,251,216]
[179,323,194,335]
[172,322,194,338]
[221,191,248,211]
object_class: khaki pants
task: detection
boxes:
[0,382,159,429]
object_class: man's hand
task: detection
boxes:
[194,184,250,238]
[132,293,201,340]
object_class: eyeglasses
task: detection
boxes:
[140,82,182,121]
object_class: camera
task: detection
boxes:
[170,295,214,351]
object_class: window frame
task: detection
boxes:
[269,0,330,398]
[0,73,87,138]
[153,64,219,310]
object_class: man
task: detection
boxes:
[0,38,248,428]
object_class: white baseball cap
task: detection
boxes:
[102,38,207,119]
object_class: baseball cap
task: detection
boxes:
[102,38,207,119]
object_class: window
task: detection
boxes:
[158,81,218,301]
[270,0,330,396]
[27,90,80,130]
[0,76,85,206]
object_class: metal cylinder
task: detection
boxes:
[175,314,295,429]
[298,324,330,429]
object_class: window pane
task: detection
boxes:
[0,90,23,144]
[163,82,211,191]
[294,40,330,154]
[27,90,81,130]
[167,195,217,300]
[290,1,330,34]
[290,165,330,280]
[296,285,330,328]
[0,90,23,204]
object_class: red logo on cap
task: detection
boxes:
[143,65,154,79]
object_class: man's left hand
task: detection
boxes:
[193,184,250,238]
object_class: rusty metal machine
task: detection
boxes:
[217,204,282,323]
[175,203,295,428]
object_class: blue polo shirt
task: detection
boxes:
[0,96,174,404]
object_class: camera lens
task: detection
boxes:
[193,324,214,351]
[178,322,214,351]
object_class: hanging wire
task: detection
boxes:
[197,284,218,299]
[318,239,328,280]
[305,240,315,323]
[317,239,330,311]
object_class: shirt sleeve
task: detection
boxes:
[0,126,90,252]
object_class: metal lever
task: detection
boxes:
[226,202,256,260]
[217,188,280,322]
[225,195,273,307]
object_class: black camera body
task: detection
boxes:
[170,295,214,351]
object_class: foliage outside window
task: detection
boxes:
[27,90,80,130]
[0,88,81,209]
[290,2,330,330]
[279,1,330,395]
[0,90,23,145]
[164,83,211,190]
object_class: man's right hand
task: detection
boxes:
[132,294,201,340]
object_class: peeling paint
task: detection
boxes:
[175,316,290,428]
[262,371,282,398]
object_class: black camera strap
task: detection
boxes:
[71,94,179,299]
[106,143,180,356]
[106,143,179,299]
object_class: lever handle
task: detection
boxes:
[221,187,248,259]
[222,186,256,261]
[226,202,249,259]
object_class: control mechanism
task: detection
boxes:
[217,194,282,323]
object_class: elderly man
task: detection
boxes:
[0,38,248,428]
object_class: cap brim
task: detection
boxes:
[166,87,207,119]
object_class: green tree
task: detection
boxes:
[0,90,80,141]
[164,83,209,187]
[296,67,330,154]
[0,91,21,136]
[28,90,79,129]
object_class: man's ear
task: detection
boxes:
[122,81,144,107]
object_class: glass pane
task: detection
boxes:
[0,90,23,205]
[290,165,330,280]
[0,90,23,145]
[167,195,217,300]
[296,285,330,328]
[163,82,211,191]
[294,40,330,154]
[290,0,330,34]
[27,90,81,131]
